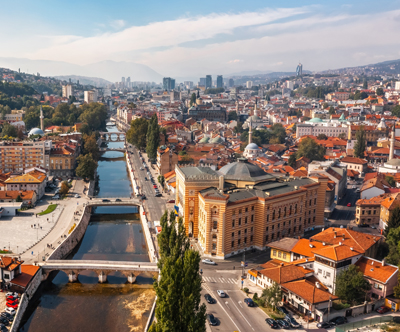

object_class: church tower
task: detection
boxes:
[40,106,44,131]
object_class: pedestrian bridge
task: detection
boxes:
[99,131,125,142]
[85,198,142,206]
[99,147,126,153]
[39,260,159,283]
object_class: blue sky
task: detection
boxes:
[1,0,400,77]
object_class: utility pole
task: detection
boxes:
[328,296,331,322]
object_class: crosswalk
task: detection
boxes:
[203,276,238,284]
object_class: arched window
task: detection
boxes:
[295,204,297,214]
[272,210,275,220]
[284,207,287,217]
[213,221,218,229]
[212,234,217,239]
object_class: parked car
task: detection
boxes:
[371,225,377,229]
[115,198,121,202]
[167,200,175,204]
[6,301,18,309]
[202,259,216,265]
[74,194,80,198]
[153,185,157,189]
[207,313,217,326]
[347,203,352,207]
[7,299,18,305]
[277,306,290,316]
[0,312,13,321]
[144,177,147,181]
[244,298,254,307]
[141,195,146,200]
[0,324,7,332]
[329,316,347,325]
[140,167,143,170]
[265,318,279,329]
[317,321,334,329]
[217,290,226,298]
[358,223,369,228]
[376,306,391,314]
[6,295,17,301]
[155,193,162,197]
[285,315,300,328]
[53,195,60,200]
[204,294,215,304]
[277,319,290,329]
[0,317,9,326]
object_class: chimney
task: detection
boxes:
[334,232,337,238]
[382,258,385,267]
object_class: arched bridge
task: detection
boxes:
[99,147,126,153]
[99,131,126,142]
[39,260,158,283]
[85,198,142,206]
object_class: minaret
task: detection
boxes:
[254,98,257,117]
[389,123,395,161]
[249,117,253,144]
[236,100,239,114]
[40,106,44,131]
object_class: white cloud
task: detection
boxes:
[110,19,126,29]
[2,6,400,78]
[228,59,242,64]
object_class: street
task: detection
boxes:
[126,143,169,222]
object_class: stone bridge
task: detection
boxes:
[99,147,126,153]
[85,198,142,206]
[39,260,158,283]
[99,131,126,142]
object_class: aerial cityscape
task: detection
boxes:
[1,1,400,332]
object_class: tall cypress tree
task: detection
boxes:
[146,114,160,161]
[149,211,206,332]
[353,126,366,158]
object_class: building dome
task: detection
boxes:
[309,117,323,123]
[211,136,223,144]
[250,115,261,121]
[219,158,273,181]
[385,158,400,167]
[245,143,259,150]
[199,137,210,143]
[28,128,44,137]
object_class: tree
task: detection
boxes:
[317,134,328,140]
[391,105,400,117]
[384,206,400,237]
[385,226,400,265]
[261,282,282,310]
[269,123,286,144]
[376,87,384,96]
[363,79,368,89]
[386,175,396,187]
[353,126,366,158]
[149,211,206,332]
[76,153,98,180]
[338,133,347,140]
[1,122,18,138]
[126,118,148,150]
[190,93,196,106]
[228,111,238,121]
[16,195,22,202]
[158,175,165,187]
[296,137,326,161]
[59,181,70,196]
[83,134,100,160]
[288,154,296,168]
[329,106,335,115]
[335,265,371,305]
[146,114,160,161]
[234,121,244,134]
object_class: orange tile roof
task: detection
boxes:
[355,257,398,284]
[290,239,326,258]
[259,264,307,284]
[312,244,362,261]
[341,156,368,165]
[311,228,381,254]
[10,265,40,288]
[282,279,338,304]
[0,191,35,200]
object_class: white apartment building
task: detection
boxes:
[84,90,98,103]
[296,122,348,139]
[62,84,73,98]
[286,81,294,90]
[246,81,253,89]
[395,81,400,91]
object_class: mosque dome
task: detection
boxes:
[309,117,323,123]
[245,143,259,150]
[385,158,400,167]
[199,137,210,143]
[211,136,223,144]
[28,128,44,137]
[250,115,261,121]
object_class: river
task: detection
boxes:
[19,124,155,332]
